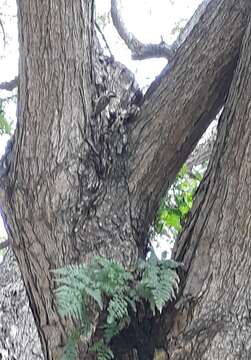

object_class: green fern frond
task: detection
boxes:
[154,267,180,312]
[54,255,181,360]
[84,287,103,310]
[55,284,86,321]
[80,319,91,337]
[61,333,78,360]
[104,316,130,344]
[53,264,90,284]
[107,294,128,324]
[92,257,133,295]
[90,341,114,360]
[54,264,103,321]
[136,257,180,314]
[103,316,130,343]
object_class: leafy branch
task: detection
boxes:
[0,100,11,135]
[155,165,204,238]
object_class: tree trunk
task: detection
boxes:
[0,0,250,359]
[166,18,251,360]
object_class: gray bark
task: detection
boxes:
[127,0,250,238]
[0,250,43,360]
[0,0,250,359]
[167,18,251,360]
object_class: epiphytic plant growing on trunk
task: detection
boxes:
[54,253,180,359]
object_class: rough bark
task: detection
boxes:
[165,18,251,360]
[0,250,43,360]
[128,0,250,240]
[0,0,250,360]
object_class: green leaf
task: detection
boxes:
[0,113,11,135]
[161,210,181,231]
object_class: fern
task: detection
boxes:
[152,267,179,313]
[136,252,180,314]
[90,341,114,360]
[53,264,102,321]
[103,317,129,343]
[61,333,78,360]
[54,254,181,360]
[92,257,133,295]
[107,294,128,324]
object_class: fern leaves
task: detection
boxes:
[90,341,114,360]
[107,294,128,324]
[61,333,78,360]
[136,253,180,314]
[54,255,181,360]
[152,267,179,313]
[53,264,102,321]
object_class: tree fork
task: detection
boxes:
[0,0,250,359]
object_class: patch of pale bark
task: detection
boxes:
[0,250,43,360]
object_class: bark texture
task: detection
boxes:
[0,250,43,360]
[128,0,250,238]
[0,0,250,359]
[166,18,251,360]
[3,1,142,358]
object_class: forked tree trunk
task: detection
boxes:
[0,0,251,359]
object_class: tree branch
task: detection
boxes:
[172,0,213,51]
[0,17,6,46]
[95,21,113,57]
[111,0,175,60]
[0,76,18,91]
[127,0,250,229]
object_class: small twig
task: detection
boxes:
[111,0,175,61]
[0,17,6,46]
[0,240,9,250]
[1,94,17,103]
[95,21,113,57]
[0,76,18,91]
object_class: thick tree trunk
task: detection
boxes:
[0,0,250,359]
[165,19,251,360]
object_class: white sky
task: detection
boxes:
[0,0,203,252]
[96,0,202,87]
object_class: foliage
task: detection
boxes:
[155,165,203,238]
[90,341,114,360]
[54,253,181,360]
[61,333,78,360]
[136,251,180,314]
[0,100,11,135]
